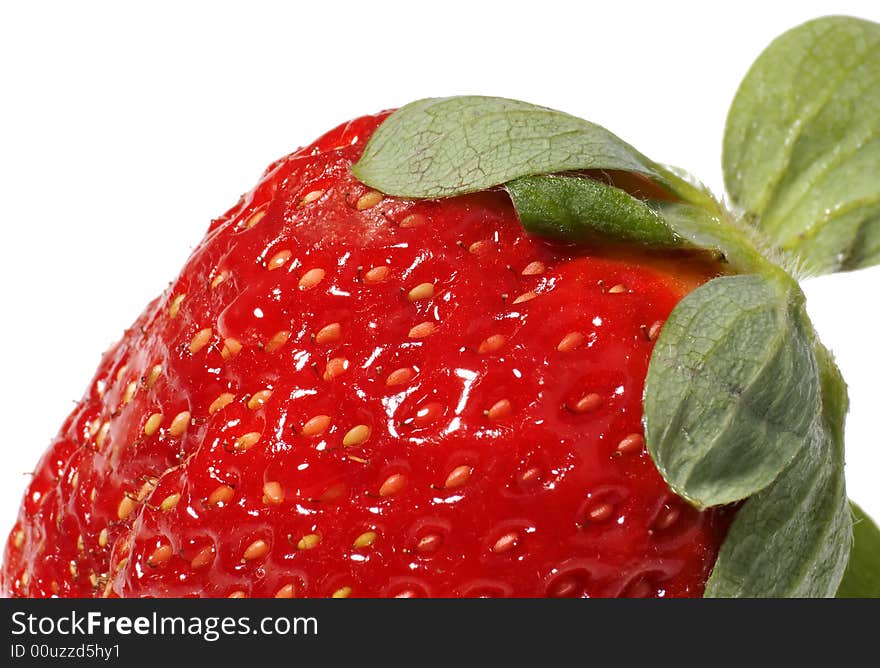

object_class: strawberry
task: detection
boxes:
[2,111,733,598]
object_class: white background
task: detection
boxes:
[1,1,878,564]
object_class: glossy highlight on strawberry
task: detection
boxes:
[2,112,732,598]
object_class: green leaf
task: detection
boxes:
[723,16,880,274]
[643,274,819,508]
[837,501,880,598]
[506,175,785,274]
[705,343,852,597]
[506,175,683,247]
[352,96,711,206]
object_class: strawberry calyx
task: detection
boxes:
[352,16,880,597]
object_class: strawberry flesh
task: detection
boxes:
[2,112,731,598]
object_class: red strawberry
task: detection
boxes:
[2,111,732,598]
